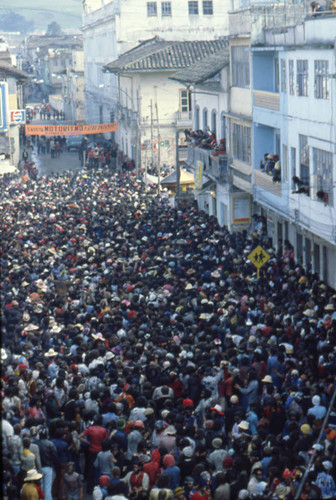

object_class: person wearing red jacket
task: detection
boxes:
[79,414,108,494]
[143,448,161,488]
[168,372,184,399]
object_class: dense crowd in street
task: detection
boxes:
[1,167,336,500]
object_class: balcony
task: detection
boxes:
[187,145,229,183]
[230,159,252,193]
[175,110,192,127]
[255,169,282,196]
[253,90,280,111]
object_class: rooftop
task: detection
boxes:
[26,34,83,51]
[170,48,229,85]
[0,62,28,80]
[104,36,229,73]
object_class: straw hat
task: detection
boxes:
[44,348,58,357]
[24,469,43,481]
[91,332,105,341]
[238,420,250,431]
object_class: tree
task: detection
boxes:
[46,21,62,37]
[0,10,33,34]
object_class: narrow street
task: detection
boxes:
[24,118,83,176]
[31,147,83,177]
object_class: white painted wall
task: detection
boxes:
[82,0,231,126]
[119,71,192,167]
[115,0,230,54]
[83,2,118,124]
[283,46,336,243]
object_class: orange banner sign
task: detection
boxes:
[25,122,118,136]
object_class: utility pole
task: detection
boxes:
[175,129,180,208]
[150,100,154,181]
[155,100,161,196]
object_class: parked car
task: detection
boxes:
[67,136,84,152]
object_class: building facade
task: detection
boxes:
[183,5,336,288]
[0,62,28,172]
[252,16,336,287]
[82,0,231,140]
[104,37,229,171]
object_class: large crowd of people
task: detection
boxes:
[1,167,336,500]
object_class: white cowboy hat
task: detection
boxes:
[44,348,58,357]
[24,469,43,481]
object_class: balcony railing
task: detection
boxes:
[255,169,282,196]
[253,90,280,111]
[176,110,192,125]
[187,145,229,183]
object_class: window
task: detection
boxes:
[291,147,296,188]
[180,90,191,113]
[282,144,288,182]
[297,60,308,96]
[232,46,250,88]
[147,2,157,16]
[313,148,333,206]
[188,1,199,14]
[299,134,309,185]
[275,58,279,92]
[281,59,287,93]
[314,60,329,99]
[232,123,251,164]
[161,2,172,16]
[211,110,217,136]
[289,60,294,95]
[221,114,226,140]
[195,106,200,130]
[203,1,213,14]
[203,108,208,132]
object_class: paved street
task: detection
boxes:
[24,117,83,176]
[31,148,83,177]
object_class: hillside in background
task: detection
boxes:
[0,0,82,33]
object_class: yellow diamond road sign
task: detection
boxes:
[248,245,270,269]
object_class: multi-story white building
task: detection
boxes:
[59,50,85,124]
[182,4,305,229]
[252,15,336,286]
[82,0,231,132]
[104,37,229,170]
[183,6,336,288]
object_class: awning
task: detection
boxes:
[196,179,216,195]
[0,164,18,175]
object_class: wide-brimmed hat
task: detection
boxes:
[44,348,58,357]
[24,469,43,481]
[238,420,250,431]
[50,325,62,334]
[25,324,39,332]
[275,485,290,499]
[105,351,115,360]
[212,437,223,449]
[303,308,315,317]
[92,332,105,341]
